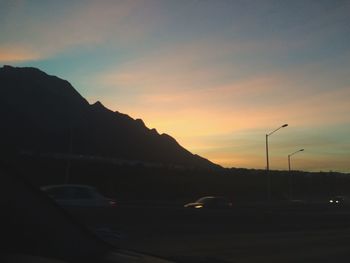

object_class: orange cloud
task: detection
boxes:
[99,67,350,140]
[0,46,40,62]
[1,1,153,62]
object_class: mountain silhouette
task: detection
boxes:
[0,65,220,169]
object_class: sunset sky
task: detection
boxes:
[1,0,349,172]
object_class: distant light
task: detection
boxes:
[329,200,333,203]
[336,200,339,203]
[195,205,203,209]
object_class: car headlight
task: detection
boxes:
[329,200,333,203]
[195,205,203,209]
[336,200,339,203]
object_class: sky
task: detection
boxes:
[1,0,349,172]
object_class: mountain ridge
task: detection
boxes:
[0,65,220,169]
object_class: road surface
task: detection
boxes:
[67,204,350,262]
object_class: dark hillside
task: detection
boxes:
[0,65,220,169]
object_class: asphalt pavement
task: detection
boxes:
[66,203,350,262]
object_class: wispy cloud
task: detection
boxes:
[0,0,153,62]
[0,45,40,62]
[98,51,350,132]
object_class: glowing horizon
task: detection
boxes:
[1,1,349,172]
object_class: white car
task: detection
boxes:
[41,184,117,208]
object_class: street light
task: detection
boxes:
[288,149,304,172]
[288,149,304,200]
[64,127,73,184]
[265,123,288,201]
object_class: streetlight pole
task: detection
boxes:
[288,149,304,200]
[65,127,73,184]
[266,124,288,201]
[266,134,269,171]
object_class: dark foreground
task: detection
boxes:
[67,203,350,262]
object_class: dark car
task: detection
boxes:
[41,184,117,208]
[329,196,349,206]
[1,165,173,263]
[184,196,232,209]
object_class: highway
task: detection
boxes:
[66,203,350,262]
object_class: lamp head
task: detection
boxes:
[282,124,288,128]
